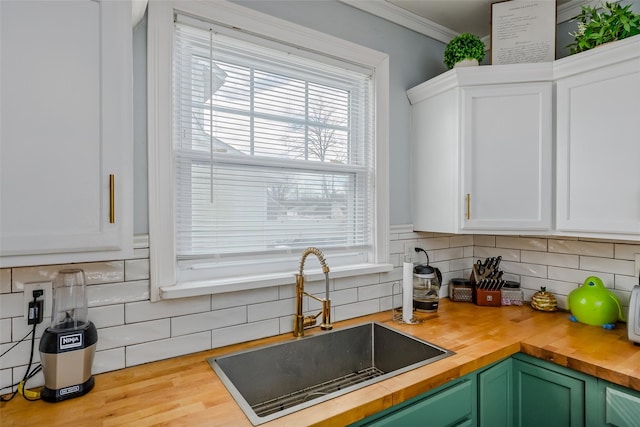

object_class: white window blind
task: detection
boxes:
[173,17,376,277]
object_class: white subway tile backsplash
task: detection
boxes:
[398,231,433,240]
[357,283,393,301]
[125,296,210,323]
[0,269,10,294]
[614,244,640,260]
[432,247,464,262]
[279,316,294,334]
[548,240,614,257]
[248,298,294,323]
[450,235,473,247]
[1,231,638,380]
[0,293,24,318]
[614,274,639,292]
[0,319,11,344]
[96,319,170,351]
[334,299,379,322]
[416,237,450,250]
[1,368,12,393]
[212,319,279,349]
[334,273,379,290]
[521,251,579,269]
[124,259,149,281]
[87,280,149,307]
[13,364,44,389]
[126,331,211,367]
[89,304,125,329]
[473,235,495,247]
[474,247,520,262]
[579,256,635,276]
[210,286,278,310]
[0,339,41,369]
[389,239,406,255]
[501,261,547,279]
[547,266,614,287]
[171,306,246,337]
[495,236,548,251]
[11,317,49,340]
[93,348,126,374]
[327,288,358,306]
[12,262,125,291]
[379,268,403,283]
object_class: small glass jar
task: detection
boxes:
[501,281,523,306]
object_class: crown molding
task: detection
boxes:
[340,0,458,44]
[341,0,602,46]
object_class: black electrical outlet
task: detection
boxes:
[27,300,43,325]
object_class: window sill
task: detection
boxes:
[159,262,394,299]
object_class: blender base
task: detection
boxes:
[41,376,94,403]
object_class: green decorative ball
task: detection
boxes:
[443,33,486,70]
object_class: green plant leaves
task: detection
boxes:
[567,1,640,54]
[443,33,485,69]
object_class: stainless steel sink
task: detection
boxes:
[207,322,454,425]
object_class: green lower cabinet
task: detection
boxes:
[350,376,476,427]
[599,380,640,427]
[478,358,513,427]
[352,354,640,427]
[512,354,598,427]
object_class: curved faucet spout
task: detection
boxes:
[298,247,330,276]
[294,247,332,337]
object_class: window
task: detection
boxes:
[148,1,390,300]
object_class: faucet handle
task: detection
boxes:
[303,315,317,329]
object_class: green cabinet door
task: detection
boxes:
[478,358,513,427]
[599,380,640,427]
[354,377,475,427]
[512,354,597,427]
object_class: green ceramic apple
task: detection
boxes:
[567,276,624,329]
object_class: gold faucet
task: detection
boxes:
[293,247,332,337]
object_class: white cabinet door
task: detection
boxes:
[0,0,133,265]
[461,83,552,231]
[555,48,640,237]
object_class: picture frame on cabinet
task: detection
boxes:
[491,0,557,65]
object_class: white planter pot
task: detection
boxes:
[454,58,479,68]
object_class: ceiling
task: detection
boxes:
[388,0,496,37]
[342,0,588,43]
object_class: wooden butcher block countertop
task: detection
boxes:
[2,300,640,426]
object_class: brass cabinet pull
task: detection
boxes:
[466,193,470,220]
[109,174,115,224]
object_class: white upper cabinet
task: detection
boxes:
[408,64,553,234]
[555,36,640,239]
[0,0,133,266]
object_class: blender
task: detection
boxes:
[39,269,97,402]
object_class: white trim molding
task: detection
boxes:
[147,0,391,301]
[341,0,600,44]
[340,0,458,43]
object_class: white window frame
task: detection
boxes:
[147,0,390,301]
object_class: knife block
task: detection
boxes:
[476,289,502,307]
[470,263,504,306]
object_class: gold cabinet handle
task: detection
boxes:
[466,193,470,220]
[109,174,115,224]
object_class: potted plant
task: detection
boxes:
[567,1,640,54]
[443,33,486,69]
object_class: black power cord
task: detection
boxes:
[0,293,42,402]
